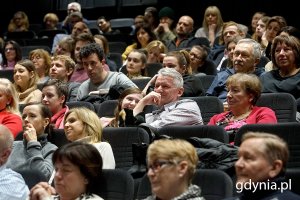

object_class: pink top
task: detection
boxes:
[208,106,278,131]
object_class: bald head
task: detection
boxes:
[0,125,13,165]
[176,15,194,37]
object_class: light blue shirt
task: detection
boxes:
[0,165,29,200]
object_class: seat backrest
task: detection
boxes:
[256,93,297,122]
[66,101,95,112]
[145,63,163,77]
[234,122,300,168]
[0,69,14,82]
[110,18,134,35]
[182,96,224,125]
[97,169,134,200]
[15,169,48,189]
[108,42,127,54]
[195,74,216,93]
[37,29,67,39]
[158,125,229,143]
[5,30,36,40]
[136,169,233,200]
[108,52,123,70]
[286,168,300,195]
[132,77,151,90]
[97,100,118,118]
[102,127,150,170]
[47,129,70,148]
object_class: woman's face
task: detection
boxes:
[64,112,85,142]
[226,83,253,110]
[147,158,186,199]
[189,47,204,69]
[255,19,266,38]
[265,21,281,42]
[54,158,87,200]
[137,28,150,47]
[205,13,217,25]
[126,51,145,75]
[0,88,11,111]
[163,56,185,75]
[227,42,237,61]
[4,44,17,62]
[121,93,143,110]
[274,42,296,69]
[22,104,49,135]
[148,46,162,63]
[30,54,46,73]
[13,64,32,89]
[42,85,65,115]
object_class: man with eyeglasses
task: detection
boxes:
[144,139,205,200]
[206,38,263,102]
[133,67,203,132]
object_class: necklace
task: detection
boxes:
[231,109,252,121]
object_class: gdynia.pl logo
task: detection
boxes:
[236,179,292,193]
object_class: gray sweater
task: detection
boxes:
[6,134,58,180]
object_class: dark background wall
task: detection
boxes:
[1,0,298,37]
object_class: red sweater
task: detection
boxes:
[208,106,278,128]
[0,111,23,138]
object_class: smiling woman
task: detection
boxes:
[64,107,115,169]
[13,59,42,104]
[208,73,277,143]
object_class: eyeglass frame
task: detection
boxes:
[147,159,178,172]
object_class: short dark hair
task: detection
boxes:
[79,43,104,62]
[42,79,68,106]
[52,142,103,194]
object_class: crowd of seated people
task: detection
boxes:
[1,3,300,200]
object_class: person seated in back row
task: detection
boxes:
[133,68,203,133]
[224,132,300,200]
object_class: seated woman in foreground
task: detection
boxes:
[208,73,277,142]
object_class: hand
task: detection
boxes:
[208,24,217,32]
[142,74,158,95]
[23,123,38,142]
[143,91,161,106]
[29,182,56,200]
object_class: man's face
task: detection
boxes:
[82,53,104,84]
[154,75,183,106]
[233,43,257,73]
[176,16,193,37]
[50,59,73,82]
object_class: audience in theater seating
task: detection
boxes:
[41,79,69,129]
[50,55,80,102]
[13,59,42,104]
[224,132,300,200]
[7,11,29,32]
[206,38,263,102]
[29,142,104,200]
[144,139,205,200]
[100,87,144,127]
[144,7,159,31]
[166,15,210,51]
[0,78,22,138]
[77,43,137,100]
[194,6,224,48]
[29,48,51,85]
[64,107,115,169]
[0,124,29,200]
[1,40,22,70]
[145,40,167,64]
[124,49,149,79]
[6,102,57,180]
[97,16,120,35]
[208,73,277,143]
[162,50,204,97]
[133,68,203,132]
[43,12,60,30]
[53,36,75,60]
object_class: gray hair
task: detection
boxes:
[157,68,183,88]
[236,38,262,60]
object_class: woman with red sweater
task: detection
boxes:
[208,73,277,142]
[0,78,22,137]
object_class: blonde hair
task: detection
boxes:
[64,107,102,143]
[145,40,167,54]
[29,49,52,76]
[0,78,20,115]
[147,139,198,183]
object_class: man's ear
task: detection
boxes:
[268,160,283,178]
[177,87,184,97]
[0,148,12,164]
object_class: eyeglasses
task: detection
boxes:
[4,48,15,52]
[147,160,176,172]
